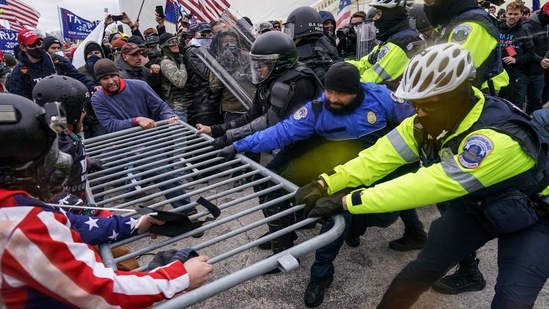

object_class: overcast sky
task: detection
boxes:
[21,0,123,32]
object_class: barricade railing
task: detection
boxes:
[85,120,345,308]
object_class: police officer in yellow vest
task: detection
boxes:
[425,0,508,93]
[389,0,512,294]
[348,0,425,91]
[295,43,549,309]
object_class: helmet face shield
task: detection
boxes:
[249,53,277,84]
[282,22,295,39]
[36,137,72,195]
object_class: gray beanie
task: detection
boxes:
[93,58,119,80]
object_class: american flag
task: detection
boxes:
[336,0,352,30]
[177,0,230,23]
[0,0,40,32]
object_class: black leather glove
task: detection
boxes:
[295,179,327,217]
[217,145,237,159]
[308,193,346,218]
[211,135,228,150]
[88,158,103,172]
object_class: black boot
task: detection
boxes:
[257,231,298,250]
[345,234,360,247]
[304,277,333,307]
[432,258,486,294]
[388,229,427,251]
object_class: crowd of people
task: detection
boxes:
[2,0,549,308]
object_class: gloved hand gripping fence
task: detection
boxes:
[294,179,327,217]
[137,197,221,237]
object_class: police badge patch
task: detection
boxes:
[458,135,493,169]
[390,91,405,103]
[367,111,377,124]
[377,45,390,61]
[451,24,472,43]
[293,106,308,120]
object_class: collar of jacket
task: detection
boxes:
[102,77,126,96]
[439,87,485,145]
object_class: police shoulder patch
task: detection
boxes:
[451,24,473,43]
[390,91,405,103]
[377,45,390,61]
[457,134,493,169]
[293,106,308,120]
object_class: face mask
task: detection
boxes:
[416,92,472,139]
[26,48,43,59]
[423,0,452,27]
[417,110,449,139]
[86,54,101,69]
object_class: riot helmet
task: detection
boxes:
[249,31,298,84]
[283,6,323,40]
[369,0,414,9]
[32,75,89,126]
[0,94,72,198]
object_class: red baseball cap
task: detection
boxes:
[17,29,42,46]
[0,50,4,62]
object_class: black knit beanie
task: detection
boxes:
[94,58,119,80]
[42,36,61,51]
[84,42,102,57]
[324,62,361,94]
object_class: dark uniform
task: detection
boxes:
[283,6,341,84]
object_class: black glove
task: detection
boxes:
[308,193,346,218]
[211,135,228,150]
[146,248,199,271]
[217,145,237,159]
[88,158,103,172]
[294,179,327,217]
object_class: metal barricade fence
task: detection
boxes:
[84,120,345,308]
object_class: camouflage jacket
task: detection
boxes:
[160,55,190,112]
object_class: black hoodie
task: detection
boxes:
[498,19,536,76]
[523,12,549,75]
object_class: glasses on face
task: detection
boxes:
[411,100,441,114]
[167,38,179,46]
[273,25,281,29]
[26,40,43,49]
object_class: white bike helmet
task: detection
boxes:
[369,0,414,9]
[395,43,476,101]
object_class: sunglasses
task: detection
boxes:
[411,100,442,114]
[25,40,43,49]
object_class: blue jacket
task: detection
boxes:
[8,49,96,99]
[234,82,415,153]
[92,78,177,133]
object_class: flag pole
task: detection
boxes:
[136,0,145,22]
[57,6,64,40]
